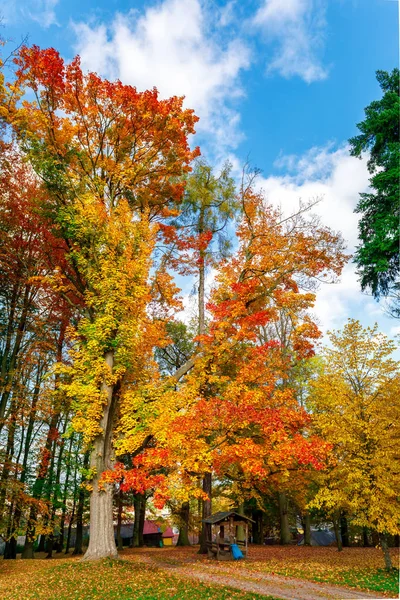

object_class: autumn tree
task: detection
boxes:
[173,160,238,551]
[5,45,199,560]
[128,177,347,552]
[308,319,400,570]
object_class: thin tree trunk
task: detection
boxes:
[363,527,370,547]
[57,435,75,552]
[251,509,264,544]
[73,452,89,555]
[333,517,342,552]
[65,503,75,554]
[303,512,311,546]
[138,495,146,547]
[82,351,118,561]
[340,513,349,547]
[198,472,212,554]
[0,399,17,516]
[0,284,33,432]
[22,324,66,559]
[3,501,16,559]
[278,492,291,545]
[132,495,141,547]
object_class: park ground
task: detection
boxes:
[0,545,398,600]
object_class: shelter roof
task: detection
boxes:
[203,511,254,524]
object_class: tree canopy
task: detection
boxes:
[349,69,400,311]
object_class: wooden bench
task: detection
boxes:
[206,541,232,560]
[206,539,248,560]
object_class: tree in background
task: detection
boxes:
[308,319,400,570]
[349,69,400,315]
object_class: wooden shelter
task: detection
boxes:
[203,511,254,560]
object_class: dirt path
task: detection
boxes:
[133,554,388,600]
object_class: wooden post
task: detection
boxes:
[245,523,248,557]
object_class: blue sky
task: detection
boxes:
[2,0,399,344]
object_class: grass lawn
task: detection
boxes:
[124,544,399,598]
[0,555,275,600]
[227,545,399,597]
[0,545,398,599]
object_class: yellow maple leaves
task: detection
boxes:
[308,319,400,535]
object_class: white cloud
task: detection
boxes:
[256,144,398,339]
[252,0,328,83]
[2,0,59,28]
[72,0,250,152]
[30,0,59,28]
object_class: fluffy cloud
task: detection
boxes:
[72,0,250,152]
[2,0,59,28]
[252,0,328,83]
[257,145,396,337]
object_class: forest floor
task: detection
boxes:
[0,545,398,600]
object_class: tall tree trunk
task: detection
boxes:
[83,352,118,561]
[278,492,291,545]
[22,324,65,559]
[132,495,141,547]
[46,420,67,558]
[73,452,89,555]
[363,527,370,547]
[138,495,146,547]
[176,501,191,546]
[57,435,75,552]
[0,398,17,516]
[333,516,343,552]
[340,513,349,547]
[379,532,393,571]
[0,284,33,432]
[65,502,75,554]
[198,471,212,554]
[303,512,311,546]
[251,509,264,544]
[3,501,16,559]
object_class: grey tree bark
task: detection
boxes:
[82,351,118,561]
[379,532,393,571]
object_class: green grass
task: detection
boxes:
[0,558,281,600]
[337,568,399,596]
[271,565,399,596]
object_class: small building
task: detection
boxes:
[162,526,175,546]
[203,511,254,560]
[143,520,163,547]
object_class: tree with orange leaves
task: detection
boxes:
[5,45,199,560]
[116,171,348,550]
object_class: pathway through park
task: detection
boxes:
[132,553,389,600]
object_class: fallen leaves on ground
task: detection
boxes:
[122,545,399,597]
[0,553,273,600]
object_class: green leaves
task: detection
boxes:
[349,68,400,301]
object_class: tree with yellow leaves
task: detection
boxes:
[5,45,198,560]
[308,319,400,570]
